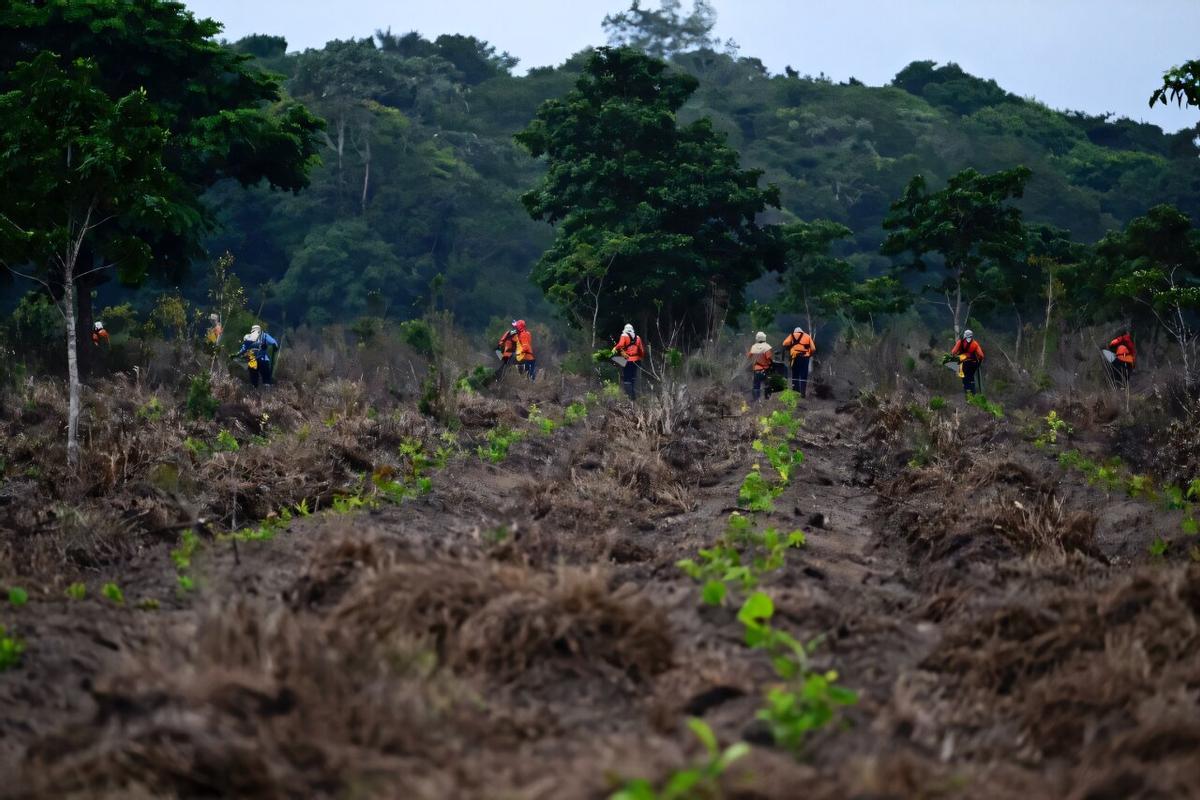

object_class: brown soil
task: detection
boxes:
[1,379,1198,799]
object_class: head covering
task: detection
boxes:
[622,324,635,336]
[515,320,526,332]
[93,321,104,331]
[244,324,262,343]
[209,313,219,322]
[755,331,767,343]
[794,326,804,335]
[963,329,974,341]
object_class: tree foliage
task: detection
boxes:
[515,46,782,340]
[603,0,721,59]
[882,167,1032,333]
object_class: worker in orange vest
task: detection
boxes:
[748,331,773,402]
[1108,330,1135,386]
[612,323,644,399]
[782,326,815,397]
[949,329,985,396]
[513,320,536,381]
[91,321,110,347]
[496,322,518,377]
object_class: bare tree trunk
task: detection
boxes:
[360,147,370,214]
[803,289,813,335]
[953,271,963,335]
[63,261,80,469]
[1040,271,1054,371]
[1174,301,1193,386]
[1013,306,1023,365]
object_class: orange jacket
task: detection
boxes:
[782,331,815,360]
[951,339,984,363]
[1109,335,1135,365]
[512,320,534,362]
[748,345,774,372]
[498,330,517,358]
[92,329,109,346]
[615,333,644,362]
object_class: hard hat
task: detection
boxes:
[794,326,803,334]
[209,313,219,322]
[963,329,974,340]
[93,321,104,331]
[622,323,634,336]
[755,331,767,343]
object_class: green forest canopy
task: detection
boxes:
[5,7,1200,339]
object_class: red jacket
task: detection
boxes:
[951,338,984,363]
[1109,334,1135,365]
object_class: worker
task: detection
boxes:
[748,331,774,402]
[496,322,518,378]
[234,324,279,388]
[205,313,224,347]
[949,329,985,396]
[612,323,644,400]
[91,321,110,347]
[513,319,536,381]
[782,326,815,397]
[1108,329,1136,386]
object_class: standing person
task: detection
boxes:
[513,319,536,381]
[781,326,815,397]
[234,324,279,388]
[496,321,518,378]
[91,321,110,347]
[1108,329,1136,386]
[612,323,644,400]
[950,329,985,396]
[748,331,774,402]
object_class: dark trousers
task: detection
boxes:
[518,360,537,381]
[790,356,811,396]
[622,361,638,399]
[249,360,273,387]
[961,360,979,395]
[1110,360,1132,387]
[753,370,768,401]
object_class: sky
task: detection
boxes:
[184,0,1200,132]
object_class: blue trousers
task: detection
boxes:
[790,356,811,396]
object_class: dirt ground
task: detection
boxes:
[1,373,1198,799]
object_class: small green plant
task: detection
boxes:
[757,670,859,752]
[529,404,558,435]
[177,575,196,592]
[101,582,125,605]
[7,586,28,607]
[609,718,748,800]
[136,396,165,422]
[214,429,240,452]
[170,530,200,571]
[186,373,220,420]
[928,395,946,412]
[1149,536,1169,558]
[183,436,211,459]
[0,626,25,671]
[65,582,86,600]
[738,466,780,512]
[137,598,161,611]
[478,425,524,464]
[1033,410,1072,447]
[1127,474,1157,502]
[294,498,311,517]
[331,494,369,514]
[564,401,588,424]
[753,439,805,483]
[966,393,1004,419]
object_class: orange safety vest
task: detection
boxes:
[515,330,534,362]
[1110,336,1135,366]
[498,331,516,358]
[92,329,109,346]
[951,339,984,363]
[749,346,774,372]
[783,331,815,360]
[616,333,644,362]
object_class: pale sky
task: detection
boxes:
[185,0,1200,132]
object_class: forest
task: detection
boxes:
[2,1,1200,798]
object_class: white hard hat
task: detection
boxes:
[963,329,974,339]
[794,326,803,334]
[755,331,767,343]
[93,321,104,331]
[622,323,634,336]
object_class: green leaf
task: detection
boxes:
[686,717,719,755]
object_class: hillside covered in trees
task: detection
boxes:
[8,4,1196,337]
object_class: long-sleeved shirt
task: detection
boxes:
[237,332,279,363]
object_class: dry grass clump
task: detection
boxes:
[923,564,1200,794]
[11,601,480,800]
[330,557,674,685]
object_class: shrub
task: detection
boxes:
[214,430,240,453]
[101,583,125,605]
[610,718,748,800]
[64,582,86,600]
[0,627,24,671]
[186,373,219,420]
[7,586,28,607]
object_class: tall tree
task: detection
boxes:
[515,46,782,342]
[1151,59,1200,110]
[0,1,322,468]
[1096,205,1200,384]
[603,0,720,58]
[882,166,1032,334]
[0,0,322,371]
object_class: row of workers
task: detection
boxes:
[497,321,646,398]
